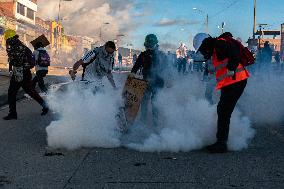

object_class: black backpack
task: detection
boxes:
[37,50,50,67]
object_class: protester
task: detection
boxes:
[118,53,122,70]
[176,43,187,74]
[197,32,250,153]
[130,34,169,127]
[260,41,272,69]
[193,33,216,104]
[3,30,49,120]
[167,51,176,68]
[69,41,117,90]
[32,42,50,93]
[132,53,137,66]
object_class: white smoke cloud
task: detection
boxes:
[46,73,255,152]
[125,75,254,152]
[46,81,122,150]
[239,66,284,125]
[37,0,137,42]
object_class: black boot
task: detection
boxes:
[41,101,49,116]
[3,113,17,120]
[206,141,228,153]
[41,107,49,116]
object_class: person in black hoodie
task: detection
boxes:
[130,34,168,127]
[3,30,48,120]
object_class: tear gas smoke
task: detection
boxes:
[46,71,255,152]
[37,0,135,42]
[239,65,284,125]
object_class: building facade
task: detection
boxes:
[0,0,38,48]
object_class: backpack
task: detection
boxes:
[7,43,35,68]
[25,47,35,68]
[37,50,50,67]
[225,37,255,67]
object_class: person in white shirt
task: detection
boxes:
[176,43,187,74]
[69,41,117,90]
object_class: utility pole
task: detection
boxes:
[99,22,110,45]
[193,8,209,33]
[253,0,257,39]
[56,0,72,53]
[221,22,225,34]
[206,14,209,33]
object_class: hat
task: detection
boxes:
[4,29,16,40]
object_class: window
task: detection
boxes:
[17,3,25,16]
[27,8,34,20]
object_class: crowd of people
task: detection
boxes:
[2,28,282,153]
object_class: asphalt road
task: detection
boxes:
[0,97,283,189]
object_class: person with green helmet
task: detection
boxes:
[130,34,169,127]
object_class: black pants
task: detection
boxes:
[177,58,187,73]
[8,71,44,115]
[32,70,48,92]
[217,79,247,142]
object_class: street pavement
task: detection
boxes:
[0,67,68,107]
[0,97,283,189]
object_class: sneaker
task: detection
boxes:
[206,141,228,153]
[3,114,17,120]
[41,107,49,116]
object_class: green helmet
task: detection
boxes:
[144,34,158,48]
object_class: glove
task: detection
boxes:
[227,70,235,77]
[69,70,77,81]
[9,71,13,77]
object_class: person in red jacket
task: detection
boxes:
[198,32,249,153]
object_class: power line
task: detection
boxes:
[210,0,239,19]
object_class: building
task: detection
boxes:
[35,17,50,41]
[46,20,64,50]
[81,36,94,51]
[0,0,38,48]
[247,29,281,52]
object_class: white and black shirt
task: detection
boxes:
[81,45,114,81]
